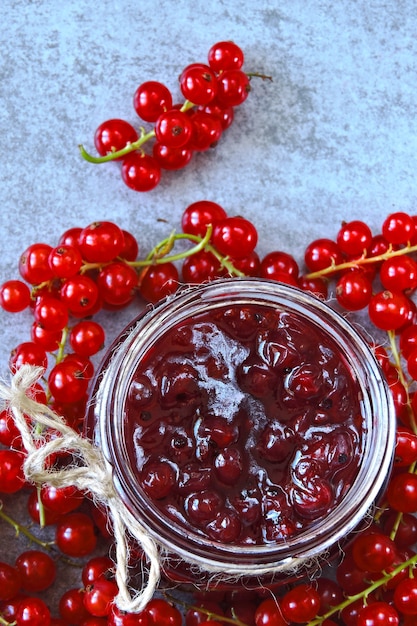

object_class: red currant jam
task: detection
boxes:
[87,279,395,586]
[126,303,363,545]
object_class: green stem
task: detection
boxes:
[305,242,417,280]
[307,552,417,625]
[79,127,156,164]
[0,505,54,550]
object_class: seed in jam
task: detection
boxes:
[124,303,364,546]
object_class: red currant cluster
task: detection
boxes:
[2,207,417,624]
[79,42,269,192]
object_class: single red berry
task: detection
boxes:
[78,221,125,263]
[393,577,417,615]
[335,269,373,311]
[382,211,415,244]
[121,152,161,192]
[82,556,114,587]
[40,484,84,514]
[260,250,299,281]
[280,584,320,623]
[394,427,417,466]
[212,216,258,259]
[304,238,344,272]
[94,119,138,158]
[97,261,138,306]
[216,69,250,106]
[55,512,97,557]
[48,360,89,403]
[400,323,417,358]
[153,142,193,170]
[386,471,417,512]
[368,290,413,330]
[198,102,234,130]
[146,598,182,626]
[0,449,26,493]
[70,320,105,356]
[48,244,83,278]
[0,279,31,312]
[181,200,227,237]
[182,250,223,284]
[254,598,287,626]
[60,275,100,316]
[298,275,329,299]
[188,111,223,151]
[119,229,139,261]
[357,601,399,626]
[180,63,218,105]
[15,550,56,592]
[139,263,179,303]
[83,579,119,617]
[336,219,373,256]
[19,242,54,285]
[59,587,90,624]
[351,531,397,572]
[208,41,244,72]
[155,109,194,148]
[133,81,173,122]
[33,295,69,331]
[380,255,417,293]
[58,226,83,248]
[16,596,51,625]
[9,341,48,372]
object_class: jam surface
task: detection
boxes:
[124,303,364,546]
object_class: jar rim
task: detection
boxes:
[88,278,395,574]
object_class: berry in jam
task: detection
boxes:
[124,302,364,546]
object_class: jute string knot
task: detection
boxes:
[0,364,160,614]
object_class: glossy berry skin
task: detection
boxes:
[16,596,51,625]
[153,142,193,170]
[0,279,31,312]
[394,427,417,466]
[304,238,343,272]
[33,295,69,331]
[216,69,250,107]
[181,200,227,237]
[55,512,97,557]
[70,320,105,357]
[19,242,54,285]
[393,577,417,615]
[188,111,222,151]
[48,359,89,403]
[260,250,299,281]
[155,109,193,148]
[368,290,413,331]
[357,601,399,626]
[60,275,100,316]
[336,270,373,311]
[145,598,182,626]
[208,41,244,72]
[254,598,287,626]
[336,219,373,256]
[40,484,84,515]
[9,340,48,372]
[387,472,417,513]
[280,584,320,623]
[78,221,125,263]
[133,81,173,122]
[48,244,83,278]
[59,587,90,624]
[94,119,138,158]
[212,216,258,259]
[121,152,161,192]
[83,579,119,617]
[0,449,25,493]
[382,211,415,244]
[351,531,397,573]
[180,63,218,105]
[380,255,417,293]
[97,261,138,307]
[108,604,150,625]
[139,263,179,303]
[15,550,56,592]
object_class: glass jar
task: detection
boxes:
[86,277,395,589]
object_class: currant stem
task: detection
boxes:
[78,127,156,163]
[307,552,417,625]
[304,242,417,280]
[0,503,54,550]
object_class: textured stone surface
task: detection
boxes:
[0,0,416,617]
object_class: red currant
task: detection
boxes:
[55,512,97,557]
[153,142,193,170]
[280,584,320,623]
[155,109,193,148]
[368,290,413,330]
[133,81,173,122]
[382,211,415,244]
[208,41,244,72]
[335,269,373,311]
[0,279,31,312]
[15,550,56,592]
[336,219,373,256]
[180,63,218,105]
[70,320,105,356]
[216,69,250,106]
[212,216,258,259]
[139,263,179,303]
[181,200,227,237]
[48,244,83,278]
[121,152,161,192]
[78,221,125,263]
[19,243,54,285]
[94,119,138,158]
